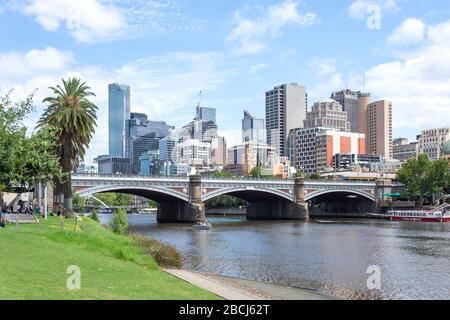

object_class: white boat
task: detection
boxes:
[193,221,212,230]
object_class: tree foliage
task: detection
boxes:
[112,208,128,235]
[38,78,98,217]
[396,154,450,206]
[93,193,134,207]
[0,91,62,201]
[205,195,247,209]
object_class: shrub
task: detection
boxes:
[129,233,182,269]
[90,209,99,222]
[111,208,128,235]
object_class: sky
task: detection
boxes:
[0,0,450,162]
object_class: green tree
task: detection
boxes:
[249,166,262,178]
[1,91,62,204]
[213,171,235,178]
[38,78,98,217]
[90,209,99,222]
[396,154,450,207]
[112,208,128,235]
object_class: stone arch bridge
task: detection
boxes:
[72,174,397,223]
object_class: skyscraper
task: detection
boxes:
[242,110,266,143]
[330,89,359,132]
[265,83,307,157]
[196,105,216,123]
[367,100,393,158]
[109,83,130,157]
[304,99,350,132]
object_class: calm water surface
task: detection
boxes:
[101,214,450,300]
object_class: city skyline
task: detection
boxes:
[1,0,450,161]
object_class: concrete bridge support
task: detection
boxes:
[247,177,309,221]
[156,174,206,224]
[375,179,393,213]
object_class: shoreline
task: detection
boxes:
[164,269,334,300]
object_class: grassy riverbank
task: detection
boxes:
[0,217,219,300]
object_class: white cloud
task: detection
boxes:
[226,0,318,55]
[309,58,345,102]
[348,0,399,19]
[0,48,236,162]
[20,0,126,42]
[388,18,425,46]
[365,19,450,132]
[11,0,205,43]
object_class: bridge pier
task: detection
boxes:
[247,177,309,221]
[375,179,393,213]
[156,174,205,224]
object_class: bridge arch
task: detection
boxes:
[202,187,294,203]
[74,185,189,203]
[305,189,376,202]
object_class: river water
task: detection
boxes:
[100,214,450,300]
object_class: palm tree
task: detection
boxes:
[38,78,98,217]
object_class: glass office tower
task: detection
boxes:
[109,83,131,157]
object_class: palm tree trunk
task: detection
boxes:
[64,172,73,218]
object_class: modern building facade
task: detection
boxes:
[356,92,371,144]
[227,142,274,176]
[131,133,159,174]
[75,163,98,174]
[139,150,160,176]
[175,139,211,168]
[367,100,393,158]
[108,83,130,158]
[96,155,131,175]
[315,131,366,172]
[304,99,350,132]
[211,136,227,167]
[242,110,266,143]
[417,128,450,160]
[330,89,359,132]
[332,153,383,171]
[265,83,307,157]
[196,106,216,123]
[393,138,418,163]
[290,127,331,174]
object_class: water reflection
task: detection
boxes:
[100,214,450,300]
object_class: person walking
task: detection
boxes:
[1,205,8,228]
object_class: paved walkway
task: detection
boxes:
[164,269,332,300]
[164,269,261,300]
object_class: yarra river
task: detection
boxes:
[101,214,450,300]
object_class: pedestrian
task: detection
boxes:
[0,205,8,228]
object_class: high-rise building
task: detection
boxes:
[417,128,450,160]
[265,83,307,157]
[315,131,366,172]
[242,110,266,143]
[108,83,130,157]
[290,127,329,173]
[304,99,350,132]
[159,136,176,163]
[96,155,131,175]
[139,150,160,176]
[131,133,159,174]
[175,139,211,168]
[330,89,359,132]
[393,138,418,163]
[227,142,274,176]
[211,136,227,167]
[196,105,216,123]
[367,100,393,158]
[357,92,371,151]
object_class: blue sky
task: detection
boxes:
[1,0,449,161]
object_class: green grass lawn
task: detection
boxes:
[0,217,219,300]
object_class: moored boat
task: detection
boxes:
[385,208,450,222]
